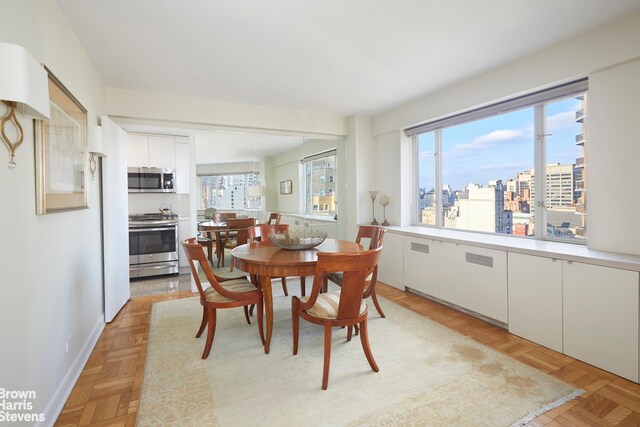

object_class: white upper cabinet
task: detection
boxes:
[126,134,150,168]
[148,135,176,169]
[174,142,190,194]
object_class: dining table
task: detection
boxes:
[231,238,363,354]
[199,220,231,267]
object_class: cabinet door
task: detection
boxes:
[148,135,176,169]
[437,241,458,304]
[403,237,438,297]
[178,219,191,267]
[563,262,639,382]
[508,253,563,352]
[174,142,190,194]
[377,232,404,290]
[456,245,507,323]
[126,134,149,167]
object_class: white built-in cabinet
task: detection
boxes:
[401,237,508,323]
[377,232,404,289]
[127,133,191,194]
[508,253,639,381]
[178,218,191,267]
[508,253,563,352]
[403,237,438,297]
[563,261,638,382]
[386,230,640,382]
[174,141,190,194]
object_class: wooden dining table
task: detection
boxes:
[231,238,363,354]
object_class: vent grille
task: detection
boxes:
[465,252,493,268]
[410,242,429,254]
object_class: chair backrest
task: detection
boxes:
[225,217,257,246]
[181,237,232,300]
[214,212,237,223]
[312,247,383,320]
[248,224,289,242]
[355,225,386,250]
[267,212,282,225]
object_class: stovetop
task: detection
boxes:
[129,213,179,221]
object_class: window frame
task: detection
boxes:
[302,149,337,216]
[197,172,261,211]
[409,80,588,244]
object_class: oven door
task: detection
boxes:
[129,225,179,265]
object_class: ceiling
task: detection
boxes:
[56,0,640,117]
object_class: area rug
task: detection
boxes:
[138,285,583,426]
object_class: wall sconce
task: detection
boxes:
[88,125,106,182]
[0,43,50,168]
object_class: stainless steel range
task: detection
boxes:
[129,213,179,278]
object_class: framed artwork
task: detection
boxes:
[280,179,292,195]
[35,66,88,215]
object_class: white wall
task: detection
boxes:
[0,0,107,424]
[371,11,640,256]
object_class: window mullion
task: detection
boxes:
[533,104,546,240]
[435,129,443,228]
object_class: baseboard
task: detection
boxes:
[37,316,105,427]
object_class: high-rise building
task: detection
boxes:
[446,180,512,234]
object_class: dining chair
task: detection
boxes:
[181,238,264,359]
[323,225,386,318]
[267,212,281,225]
[217,217,256,268]
[248,224,306,297]
[292,247,383,390]
[213,212,237,223]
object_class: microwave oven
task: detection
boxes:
[128,167,176,193]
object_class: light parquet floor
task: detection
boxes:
[55,283,640,426]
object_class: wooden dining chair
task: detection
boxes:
[181,238,264,359]
[248,224,306,297]
[217,217,256,267]
[323,225,386,318]
[213,212,237,223]
[292,247,383,390]
[267,212,281,225]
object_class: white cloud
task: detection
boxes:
[546,110,576,133]
[445,128,525,158]
[477,161,531,171]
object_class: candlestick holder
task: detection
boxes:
[379,195,390,226]
[369,190,378,225]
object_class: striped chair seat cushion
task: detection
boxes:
[300,291,366,319]
[204,278,257,303]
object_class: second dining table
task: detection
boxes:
[231,238,363,354]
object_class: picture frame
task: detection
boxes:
[35,66,88,215]
[280,179,292,195]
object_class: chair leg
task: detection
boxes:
[292,300,300,355]
[257,295,265,346]
[202,308,217,359]
[196,307,207,338]
[370,288,386,318]
[249,304,255,316]
[243,305,251,324]
[359,318,379,372]
[347,325,353,342]
[281,277,289,296]
[300,276,306,296]
[322,324,332,390]
[321,276,328,293]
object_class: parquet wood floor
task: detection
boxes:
[54,283,640,426]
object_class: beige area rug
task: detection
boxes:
[138,283,583,426]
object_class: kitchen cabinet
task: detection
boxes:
[377,231,403,289]
[127,133,175,169]
[508,253,563,352]
[455,244,507,323]
[563,261,639,382]
[174,142,190,194]
[403,237,438,297]
[178,218,191,267]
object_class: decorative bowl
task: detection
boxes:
[268,229,328,250]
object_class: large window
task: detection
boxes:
[304,150,337,216]
[411,80,587,242]
[198,173,260,210]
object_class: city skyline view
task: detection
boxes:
[418,96,583,192]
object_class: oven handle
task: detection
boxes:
[129,226,176,233]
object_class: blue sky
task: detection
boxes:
[418,96,584,191]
